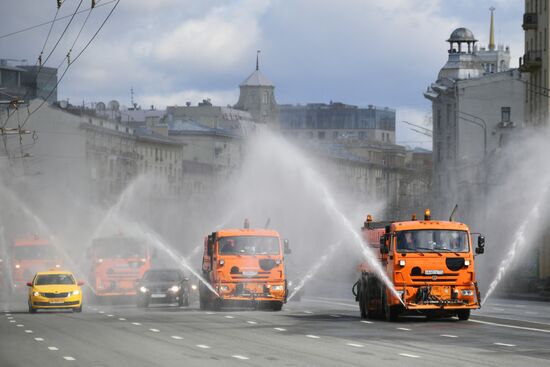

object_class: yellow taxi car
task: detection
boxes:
[27,270,84,313]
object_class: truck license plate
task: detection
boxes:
[424,270,443,275]
[151,294,166,298]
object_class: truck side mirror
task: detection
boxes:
[476,235,485,254]
[283,239,291,255]
[380,235,389,254]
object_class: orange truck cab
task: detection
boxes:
[11,235,62,290]
[200,221,291,311]
[353,211,485,321]
[88,235,152,298]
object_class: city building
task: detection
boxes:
[234,53,279,126]
[0,59,57,103]
[476,7,511,74]
[279,102,396,144]
[424,27,525,218]
[521,0,549,126]
[522,0,550,283]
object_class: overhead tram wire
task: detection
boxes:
[1,0,85,129]
[19,0,122,129]
[0,0,117,40]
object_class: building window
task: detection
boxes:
[263,91,269,104]
[501,107,511,123]
[332,131,339,139]
[358,131,365,140]
[318,131,325,140]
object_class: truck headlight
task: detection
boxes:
[191,284,198,290]
[170,285,180,292]
[139,286,148,293]
[398,260,406,267]
[464,260,471,266]
[33,291,40,297]
[271,285,284,291]
[219,285,230,292]
[461,290,474,296]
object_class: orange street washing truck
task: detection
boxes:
[353,210,485,321]
[88,235,153,299]
[200,220,291,311]
[11,235,63,290]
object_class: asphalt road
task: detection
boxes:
[1,293,549,367]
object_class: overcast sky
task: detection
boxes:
[0,0,525,148]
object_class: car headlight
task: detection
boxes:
[139,286,148,293]
[191,284,198,290]
[72,290,81,296]
[55,264,61,268]
[170,285,180,292]
[33,291,40,296]
[15,264,20,269]
[271,285,284,291]
[461,290,474,296]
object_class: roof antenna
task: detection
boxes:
[264,218,271,229]
[449,204,458,222]
[256,50,261,71]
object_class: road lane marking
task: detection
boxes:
[469,319,550,333]
[306,334,320,339]
[399,353,420,358]
[440,334,458,338]
[48,346,59,351]
[149,328,160,332]
[9,320,15,323]
[397,327,411,331]
[98,311,105,314]
[7,316,13,319]
[196,344,210,349]
[492,308,505,311]
[34,337,44,341]
[131,322,142,326]
[303,311,313,314]
[24,330,33,333]
[524,311,538,315]
[205,312,215,315]
[346,343,364,348]
[494,342,516,347]
[16,324,24,327]
[171,336,183,340]
[329,314,341,318]
[274,327,286,331]
[118,318,126,321]
[63,356,76,361]
[246,321,257,324]
[360,320,373,324]
[106,314,114,317]
[232,355,249,360]
[224,315,235,319]
[307,298,358,308]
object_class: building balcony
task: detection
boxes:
[522,13,537,30]
[519,51,543,72]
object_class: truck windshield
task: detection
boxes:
[14,245,58,260]
[92,237,146,259]
[218,236,280,255]
[396,230,469,253]
[35,274,75,285]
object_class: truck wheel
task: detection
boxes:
[383,291,399,322]
[457,309,470,321]
[359,288,368,319]
[271,301,283,311]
